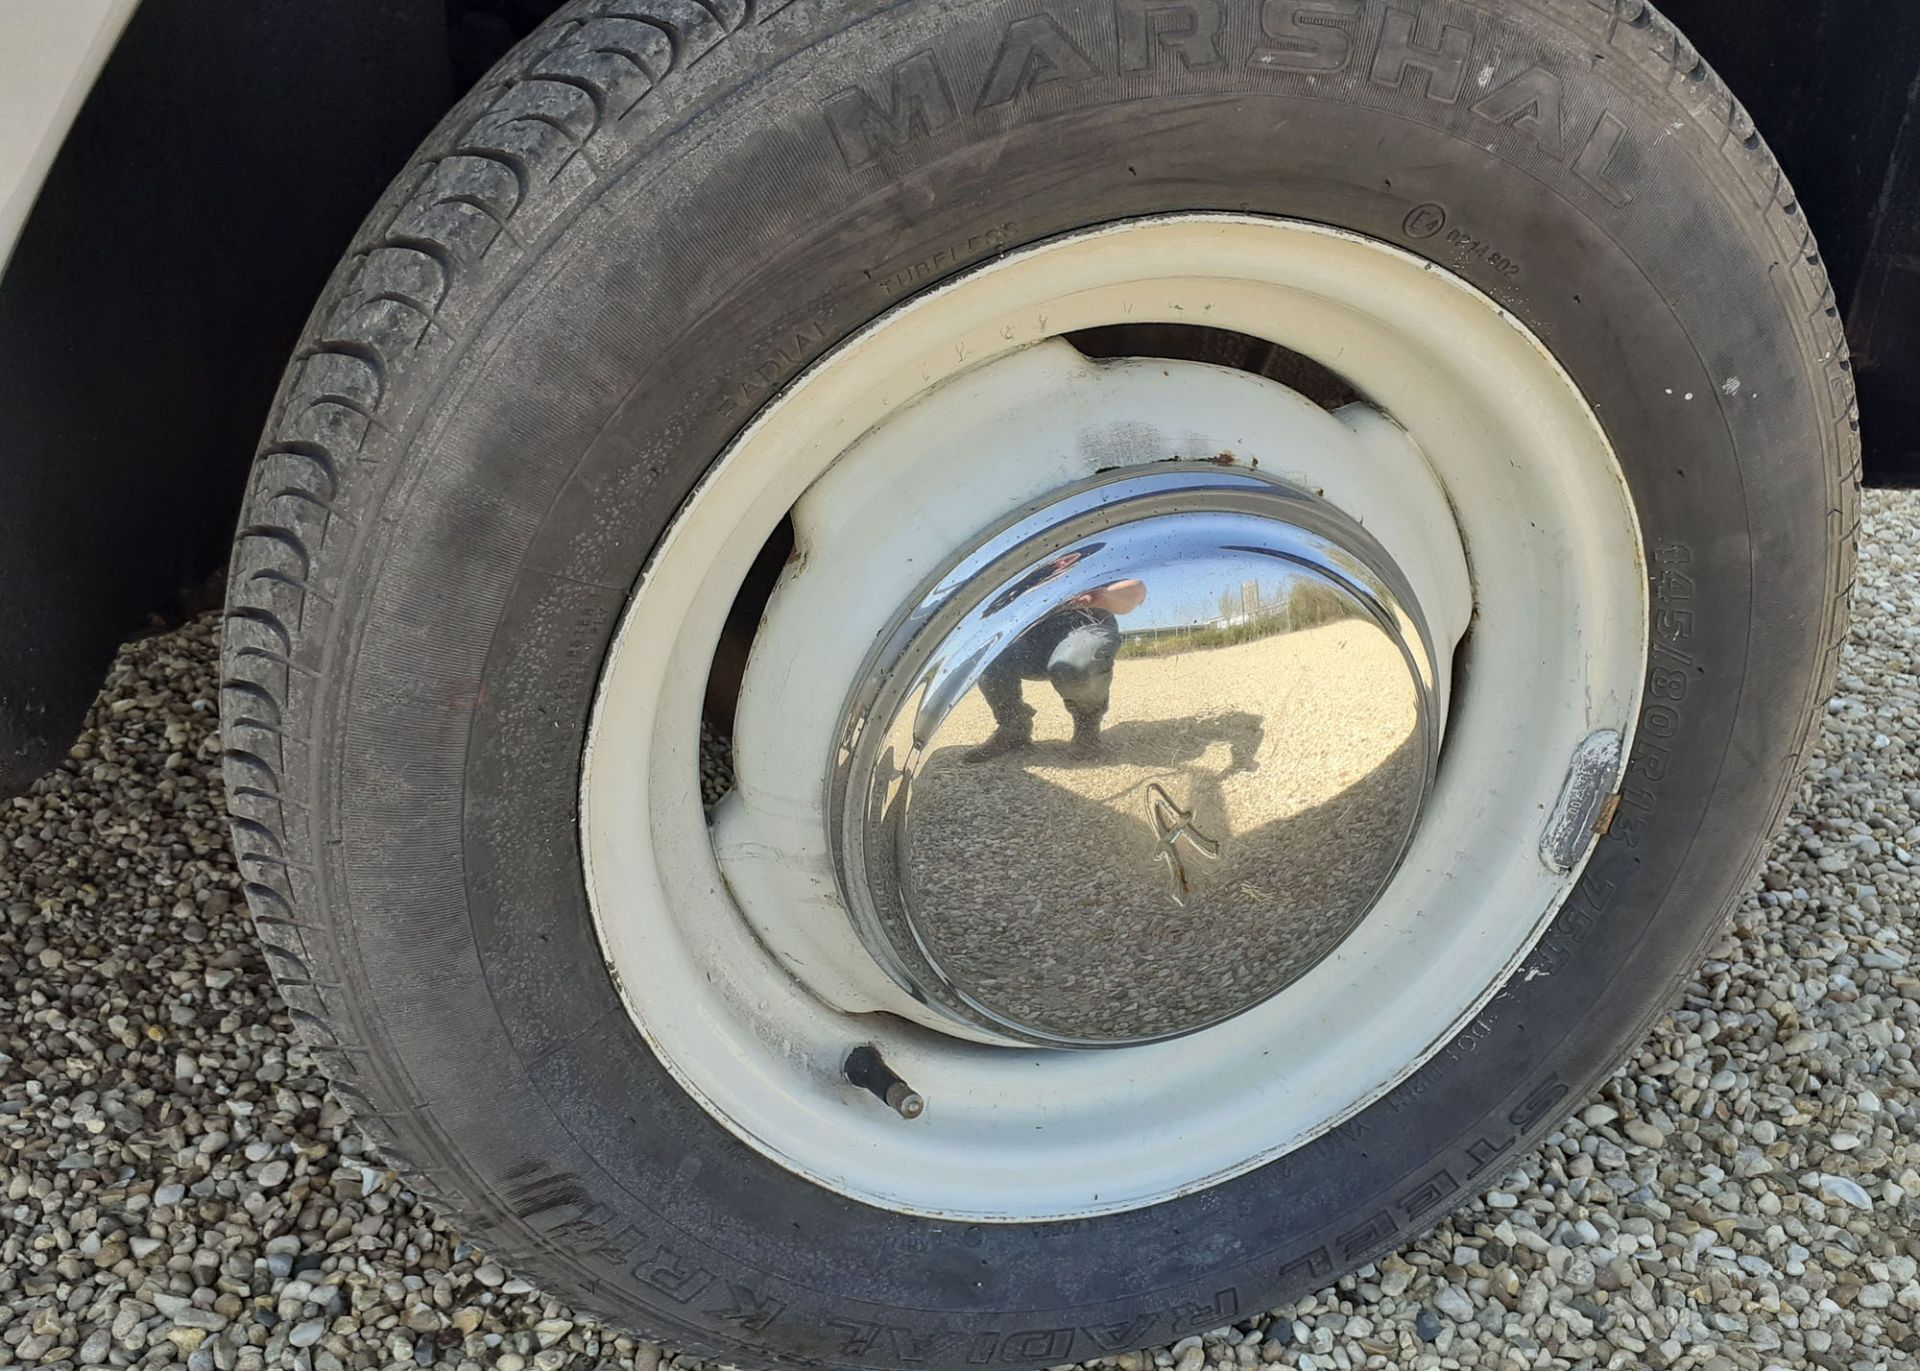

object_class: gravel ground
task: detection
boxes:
[2,490,1917,1371]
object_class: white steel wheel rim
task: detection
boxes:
[582,215,1646,1222]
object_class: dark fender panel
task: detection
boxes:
[0,1,452,792]
[1664,0,1920,486]
[1850,101,1920,490]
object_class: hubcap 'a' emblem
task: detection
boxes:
[1146,783,1220,906]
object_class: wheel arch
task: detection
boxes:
[0,0,455,792]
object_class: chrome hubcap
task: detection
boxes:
[835,466,1440,1046]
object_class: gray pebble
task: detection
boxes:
[1818,1173,1874,1210]
[1432,1285,1474,1321]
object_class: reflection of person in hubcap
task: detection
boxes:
[965,578,1149,763]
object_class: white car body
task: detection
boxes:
[0,0,137,277]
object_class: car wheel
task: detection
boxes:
[222,0,1857,1365]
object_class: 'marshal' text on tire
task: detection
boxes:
[823,1,1634,209]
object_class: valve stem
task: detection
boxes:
[843,1045,925,1120]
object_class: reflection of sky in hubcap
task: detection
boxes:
[838,469,1439,1046]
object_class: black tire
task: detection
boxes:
[222,1,1857,1366]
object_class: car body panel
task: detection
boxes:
[0,0,137,277]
